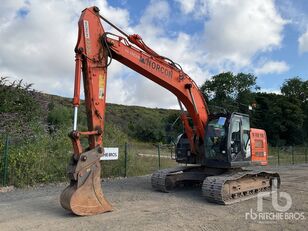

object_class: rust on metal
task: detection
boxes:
[60,161,112,216]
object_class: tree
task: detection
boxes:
[253,93,304,146]
[281,77,308,143]
[281,77,308,103]
[200,72,258,112]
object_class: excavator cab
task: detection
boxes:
[204,113,253,168]
[175,112,253,168]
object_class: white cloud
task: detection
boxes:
[0,0,130,98]
[0,0,288,109]
[255,60,290,74]
[175,0,197,14]
[299,29,308,54]
[173,0,287,70]
[202,0,287,68]
[108,0,212,109]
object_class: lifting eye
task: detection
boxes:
[185,83,192,89]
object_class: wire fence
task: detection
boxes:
[101,142,177,179]
[0,134,177,187]
[268,146,308,166]
[0,134,307,187]
[0,133,71,187]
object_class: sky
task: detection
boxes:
[0,0,308,109]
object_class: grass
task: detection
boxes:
[2,133,307,187]
[0,134,178,187]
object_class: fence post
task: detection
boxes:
[157,143,161,170]
[291,146,294,165]
[2,134,9,186]
[277,147,280,166]
[124,142,128,177]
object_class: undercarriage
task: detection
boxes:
[151,166,280,204]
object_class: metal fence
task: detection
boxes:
[0,134,71,187]
[101,142,176,179]
[0,135,9,186]
[0,134,307,187]
[268,146,308,166]
[0,135,176,187]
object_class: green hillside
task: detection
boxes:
[0,77,180,144]
[0,78,180,187]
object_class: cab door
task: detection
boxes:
[228,113,251,167]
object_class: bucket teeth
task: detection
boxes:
[60,149,112,216]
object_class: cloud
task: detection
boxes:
[110,0,212,109]
[277,0,307,31]
[0,0,288,109]
[0,0,130,98]
[298,29,308,54]
[202,0,287,68]
[174,0,197,14]
[255,60,290,74]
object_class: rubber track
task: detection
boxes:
[202,170,280,205]
[151,166,190,192]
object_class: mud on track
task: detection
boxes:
[0,164,307,231]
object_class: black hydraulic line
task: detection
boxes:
[99,14,129,38]
[98,12,183,72]
[101,32,114,67]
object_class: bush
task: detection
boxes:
[7,130,71,187]
[47,105,72,131]
[0,77,40,118]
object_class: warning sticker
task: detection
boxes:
[98,74,105,99]
[84,20,90,39]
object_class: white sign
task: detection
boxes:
[100,147,119,160]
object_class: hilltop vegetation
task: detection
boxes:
[1,74,307,147]
[202,73,308,146]
[0,77,180,144]
[0,77,180,186]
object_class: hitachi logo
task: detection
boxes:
[139,57,173,78]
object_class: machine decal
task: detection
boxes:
[84,20,90,38]
[84,20,92,54]
[98,73,105,99]
[139,57,173,78]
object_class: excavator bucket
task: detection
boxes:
[60,148,112,216]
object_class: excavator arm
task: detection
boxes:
[60,6,209,216]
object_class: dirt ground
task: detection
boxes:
[0,164,307,231]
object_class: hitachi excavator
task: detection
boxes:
[60,6,280,216]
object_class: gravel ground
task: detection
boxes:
[0,164,307,231]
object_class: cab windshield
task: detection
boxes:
[204,117,228,161]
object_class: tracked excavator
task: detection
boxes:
[60,6,280,216]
